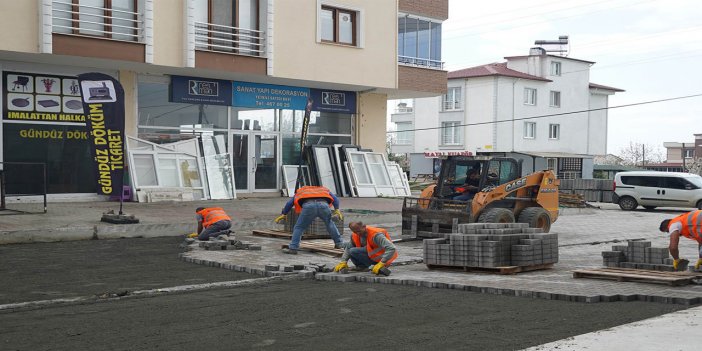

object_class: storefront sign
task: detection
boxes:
[233,81,309,110]
[309,89,357,113]
[2,71,86,123]
[77,73,126,196]
[424,151,474,158]
[169,75,232,106]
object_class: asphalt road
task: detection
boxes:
[0,236,685,350]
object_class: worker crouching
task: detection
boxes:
[195,207,232,241]
[334,221,398,275]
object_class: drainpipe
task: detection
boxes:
[511,78,521,152]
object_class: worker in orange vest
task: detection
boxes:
[334,221,398,274]
[276,186,344,254]
[195,207,232,241]
[659,209,702,271]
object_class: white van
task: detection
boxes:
[612,171,702,210]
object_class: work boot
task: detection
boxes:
[282,248,298,255]
[334,242,345,249]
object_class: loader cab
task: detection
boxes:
[435,157,521,199]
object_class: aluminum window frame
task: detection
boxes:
[524,121,536,139]
[549,90,561,108]
[523,87,537,106]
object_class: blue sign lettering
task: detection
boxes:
[233,81,309,110]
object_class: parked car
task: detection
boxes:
[612,171,702,210]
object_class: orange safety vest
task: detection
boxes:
[197,207,231,228]
[669,210,702,243]
[293,186,334,214]
[351,226,398,266]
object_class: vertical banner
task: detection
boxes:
[77,73,125,196]
[295,98,314,191]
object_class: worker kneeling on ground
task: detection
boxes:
[659,209,702,271]
[276,186,344,255]
[334,221,398,274]
[195,207,232,241]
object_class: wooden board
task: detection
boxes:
[281,241,343,257]
[252,229,331,240]
[572,267,702,286]
[426,263,553,275]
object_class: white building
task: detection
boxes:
[391,47,624,179]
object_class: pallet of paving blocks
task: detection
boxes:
[252,229,331,240]
[601,241,680,271]
[423,223,558,274]
[282,212,343,238]
[572,268,702,286]
[401,197,471,239]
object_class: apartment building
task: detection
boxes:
[0,0,448,199]
[391,47,623,179]
[645,134,702,172]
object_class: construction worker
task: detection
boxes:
[276,186,344,255]
[659,209,702,271]
[334,221,397,274]
[453,168,481,201]
[195,207,231,241]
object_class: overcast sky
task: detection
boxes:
[391,0,702,157]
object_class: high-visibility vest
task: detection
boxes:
[197,207,231,228]
[293,186,334,213]
[351,226,398,265]
[669,210,702,243]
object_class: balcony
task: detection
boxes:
[51,1,144,42]
[398,55,444,70]
[194,22,264,57]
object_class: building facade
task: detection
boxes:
[0,0,448,199]
[645,134,702,172]
[391,47,623,179]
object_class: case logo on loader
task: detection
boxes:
[505,178,527,192]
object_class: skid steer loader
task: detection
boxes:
[402,156,559,238]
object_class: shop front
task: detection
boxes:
[1,63,117,199]
[137,75,357,195]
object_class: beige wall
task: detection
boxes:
[152,0,185,67]
[119,70,138,137]
[357,93,388,154]
[273,0,397,89]
[0,0,39,53]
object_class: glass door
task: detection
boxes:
[231,133,249,192]
[252,133,278,191]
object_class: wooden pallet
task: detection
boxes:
[281,241,343,257]
[252,229,331,240]
[426,263,554,275]
[572,267,702,286]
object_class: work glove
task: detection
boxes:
[673,258,682,271]
[332,209,344,221]
[371,262,386,275]
[274,214,286,224]
[333,261,348,273]
[187,233,198,239]
[695,258,702,270]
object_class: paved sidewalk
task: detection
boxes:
[523,305,702,350]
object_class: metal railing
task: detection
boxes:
[51,0,143,42]
[398,55,444,70]
[194,22,265,57]
[442,101,461,111]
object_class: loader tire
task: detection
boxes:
[517,207,552,233]
[477,208,515,224]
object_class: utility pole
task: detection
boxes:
[682,143,687,172]
[642,144,646,168]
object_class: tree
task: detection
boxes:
[617,142,664,167]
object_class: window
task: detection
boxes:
[442,87,462,110]
[549,124,560,139]
[684,149,694,158]
[441,121,461,145]
[551,61,561,76]
[524,88,537,105]
[398,14,443,68]
[53,0,139,42]
[550,91,561,107]
[546,158,557,171]
[395,122,413,145]
[320,5,357,46]
[621,176,662,188]
[524,122,536,139]
[193,0,261,55]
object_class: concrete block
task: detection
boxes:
[265,265,279,271]
[248,245,262,251]
[283,266,294,272]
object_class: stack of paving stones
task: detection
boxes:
[601,241,680,271]
[191,235,262,251]
[284,212,343,237]
[423,223,559,268]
